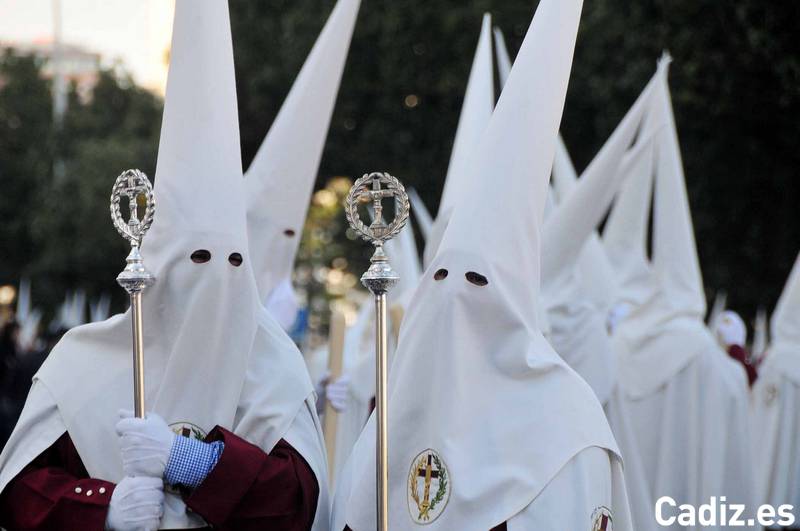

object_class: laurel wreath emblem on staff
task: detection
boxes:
[110,168,155,246]
[345,172,409,245]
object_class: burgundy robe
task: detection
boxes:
[0,427,318,531]
[727,344,758,386]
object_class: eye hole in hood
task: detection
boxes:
[465,271,488,287]
[433,268,449,281]
[283,228,296,237]
[228,252,243,267]
[190,249,211,264]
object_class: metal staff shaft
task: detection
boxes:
[345,172,409,531]
[130,291,146,417]
[111,169,156,419]
[374,292,389,531]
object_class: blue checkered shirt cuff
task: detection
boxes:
[164,435,224,490]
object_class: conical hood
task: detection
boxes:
[90,293,111,323]
[602,128,656,308]
[245,0,361,302]
[551,136,580,199]
[551,139,618,311]
[772,252,800,346]
[493,27,512,84]
[423,14,494,266]
[147,1,246,247]
[435,0,585,314]
[752,306,769,359]
[708,290,728,328]
[15,278,31,323]
[384,217,422,305]
[343,4,617,529]
[17,309,41,351]
[495,26,557,332]
[494,28,617,314]
[408,188,433,241]
[542,72,658,289]
[650,56,707,318]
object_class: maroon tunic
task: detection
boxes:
[0,427,318,531]
[727,344,758,386]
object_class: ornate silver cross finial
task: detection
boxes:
[345,172,410,295]
[110,169,156,295]
[111,169,155,249]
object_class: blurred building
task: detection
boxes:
[1,39,100,102]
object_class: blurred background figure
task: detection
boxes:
[715,309,758,386]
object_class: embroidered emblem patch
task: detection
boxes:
[169,421,207,441]
[407,449,450,524]
[591,506,613,531]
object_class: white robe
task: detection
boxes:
[750,348,800,511]
[331,445,632,531]
[618,342,755,530]
[604,387,659,531]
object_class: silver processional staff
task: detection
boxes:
[110,169,155,419]
[345,172,410,531]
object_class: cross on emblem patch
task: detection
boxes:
[408,449,450,524]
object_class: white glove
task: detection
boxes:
[116,410,175,478]
[105,476,164,531]
[715,310,747,347]
[325,374,351,412]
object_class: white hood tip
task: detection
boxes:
[245,0,362,302]
[650,53,708,318]
[772,252,800,345]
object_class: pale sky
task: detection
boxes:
[0,0,175,93]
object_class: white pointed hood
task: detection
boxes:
[343,2,617,529]
[15,279,41,351]
[384,217,422,310]
[768,253,800,383]
[708,290,728,327]
[542,73,657,289]
[423,14,494,266]
[494,26,555,337]
[551,139,619,312]
[493,27,512,88]
[650,57,707,320]
[245,0,361,303]
[15,278,31,324]
[602,125,657,309]
[89,293,111,323]
[612,56,723,398]
[772,253,800,344]
[752,306,769,360]
[18,6,313,528]
[408,188,433,241]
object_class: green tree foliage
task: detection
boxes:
[0,57,162,315]
[230,0,800,318]
[0,51,53,284]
